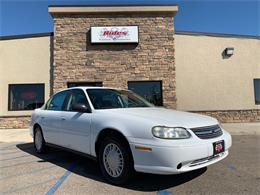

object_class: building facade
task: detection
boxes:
[0,5,259,129]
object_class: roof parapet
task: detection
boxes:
[48,5,178,15]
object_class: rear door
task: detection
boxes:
[59,89,92,154]
[40,90,68,145]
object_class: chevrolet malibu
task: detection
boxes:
[30,87,232,184]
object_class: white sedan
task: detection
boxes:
[30,87,232,184]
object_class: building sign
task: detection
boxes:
[91,26,139,44]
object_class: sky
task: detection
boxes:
[0,0,259,37]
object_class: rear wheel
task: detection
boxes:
[98,136,134,184]
[34,126,46,153]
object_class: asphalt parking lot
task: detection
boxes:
[0,123,260,195]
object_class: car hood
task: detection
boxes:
[100,107,219,129]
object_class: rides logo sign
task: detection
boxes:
[91,26,139,44]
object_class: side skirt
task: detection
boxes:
[46,143,97,161]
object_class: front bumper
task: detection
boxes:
[128,129,232,175]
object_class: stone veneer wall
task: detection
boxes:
[0,116,31,129]
[194,109,260,123]
[52,13,177,108]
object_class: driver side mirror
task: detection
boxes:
[71,103,91,113]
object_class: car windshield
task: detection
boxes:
[86,89,154,109]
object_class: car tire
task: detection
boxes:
[98,136,134,185]
[34,126,46,154]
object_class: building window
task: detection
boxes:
[8,84,44,111]
[128,81,163,106]
[254,79,260,105]
[67,82,103,88]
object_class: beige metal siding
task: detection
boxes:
[0,36,51,116]
[175,34,260,111]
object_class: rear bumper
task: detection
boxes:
[128,130,232,175]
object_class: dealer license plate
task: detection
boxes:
[213,140,225,155]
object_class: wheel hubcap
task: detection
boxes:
[35,130,42,150]
[103,143,124,178]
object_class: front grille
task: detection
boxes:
[191,125,223,139]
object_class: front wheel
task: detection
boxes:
[98,136,134,184]
[34,126,46,153]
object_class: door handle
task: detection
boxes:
[61,117,66,121]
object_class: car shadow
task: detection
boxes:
[16,143,207,192]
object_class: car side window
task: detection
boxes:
[47,91,68,111]
[65,89,90,111]
[44,97,52,110]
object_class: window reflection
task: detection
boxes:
[8,84,44,111]
[128,81,163,106]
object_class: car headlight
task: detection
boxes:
[152,126,191,139]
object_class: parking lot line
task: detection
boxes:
[227,164,237,171]
[157,190,173,195]
[45,163,77,195]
